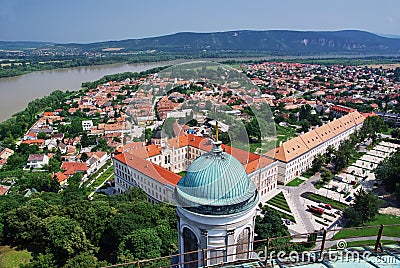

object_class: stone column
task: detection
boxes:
[200,229,208,266]
[226,229,235,263]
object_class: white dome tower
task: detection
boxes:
[174,140,259,267]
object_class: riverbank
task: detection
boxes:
[0,61,171,122]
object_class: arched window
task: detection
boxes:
[236,228,250,259]
[183,227,198,268]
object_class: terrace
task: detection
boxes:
[100,224,400,268]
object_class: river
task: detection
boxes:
[0,62,172,122]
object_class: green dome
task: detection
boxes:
[175,141,258,215]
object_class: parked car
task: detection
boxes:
[345,195,353,202]
[324,204,333,210]
[308,205,324,215]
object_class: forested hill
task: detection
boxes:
[57,30,400,55]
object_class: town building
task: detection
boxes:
[27,154,49,169]
[266,111,365,184]
[82,120,94,131]
[113,133,278,203]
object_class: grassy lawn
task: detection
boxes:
[84,165,114,195]
[87,160,111,181]
[303,192,347,211]
[276,125,297,145]
[267,192,292,213]
[286,177,305,187]
[345,240,397,248]
[276,210,296,223]
[334,214,400,239]
[0,246,32,268]
[302,169,316,179]
[381,128,394,135]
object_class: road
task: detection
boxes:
[279,173,323,234]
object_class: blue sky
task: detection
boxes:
[0,0,399,43]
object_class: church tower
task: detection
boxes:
[174,134,259,267]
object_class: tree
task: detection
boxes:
[255,206,295,252]
[391,128,400,139]
[155,220,178,256]
[47,157,61,173]
[360,116,387,142]
[3,200,48,249]
[344,189,382,226]
[245,117,261,142]
[300,120,311,133]
[80,152,89,163]
[64,252,100,268]
[37,132,47,140]
[320,168,333,182]
[21,253,56,268]
[118,228,162,261]
[44,216,94,262]
[376,149,400,194]
[312,154,325,172]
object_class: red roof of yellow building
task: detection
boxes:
[114,153,181,186]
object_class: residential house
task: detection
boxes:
[27,154,49,169]
[61,162,89,176]
[86,152,108,174]
[82,120,94,131]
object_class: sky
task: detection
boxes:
[0,0,399,43]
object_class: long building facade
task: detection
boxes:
[266,111,365,184]
[113,111,365,203]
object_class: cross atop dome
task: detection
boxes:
[212,120,223,154]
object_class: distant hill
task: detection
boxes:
[56,30,400,55]
[2,30,400,56]
[0,41,55,50]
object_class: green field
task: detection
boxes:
[302,169,316,179]
[276,125,297,144]
[267,192,292,213]
[334,214,400,239]
[0,246,31,268]
[286,177,305,187]
[345,240,397,248]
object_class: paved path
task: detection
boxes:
[279,174,322,234]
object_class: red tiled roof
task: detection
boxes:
[54,171,68,183]
[61,162,88,175]
[28,154,45,162]
[21,139,45,145]
[114,153,181,186]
